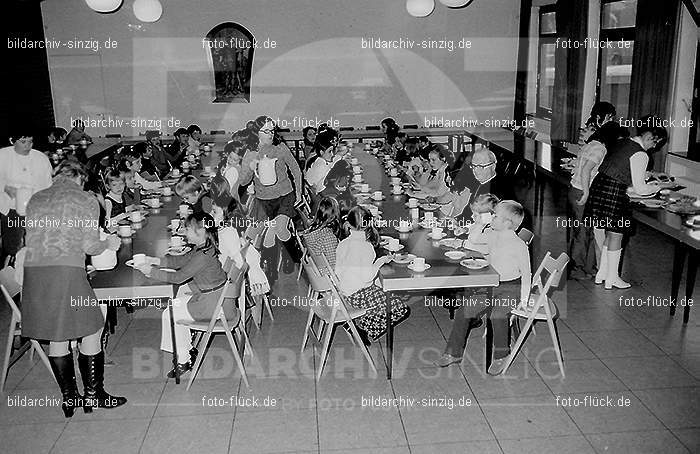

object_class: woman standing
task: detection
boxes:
[584,116,667,289]
[239,116,303,280]
[22,161,126,417]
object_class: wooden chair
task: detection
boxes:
[302,253,376,380]
[501,252,569,377]
[0,267,56,393]
[177,255,252,389]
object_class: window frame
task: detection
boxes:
[595,0,637,119]
[536,5,557,120]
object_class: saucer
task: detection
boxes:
[445,250,466,260]
[405,203,420,209]
[460,258,489,269]
[392,253,416,264]
[420,203,440,211]
[639,199,665,208]
[383,244,404,252]
[438,238,463,248]
[371,196,386,201]
[167,245,191,256]
[407,262,431,272]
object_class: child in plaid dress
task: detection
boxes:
[335,206,409,340]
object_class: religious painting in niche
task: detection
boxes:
[205,23,254,103]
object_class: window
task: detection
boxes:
[536,5,557,119]
[597,0,637,119]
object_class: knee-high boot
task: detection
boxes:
[594,245,608,284]
[605,249,630,289]
[78,351,127,411]
[48,353,81,418]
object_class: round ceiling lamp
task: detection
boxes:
[406,0,435,17]
[439,0,474,7]
[85,0,123,13]
[133,0,163,23]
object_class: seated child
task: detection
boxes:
[175,175,212,215]
[103,169,127,223]
[464,193,500,246]
[334,206,409,342]
[435,200,532,375]
[120,168,141,206]
[120,147,161,190]
[317,162,355,217]
[134,212,238,377]
[302,197,342,275]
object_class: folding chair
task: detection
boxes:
[294,231,308,282]
[517,228,534,246]
[302,253,377,380]
[0,267,56,393]
[501,252,569,377]
[177,255,252,389]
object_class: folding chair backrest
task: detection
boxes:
[532,252,569,294]
[517,228,534,246]
[0,267,22,320]
[318,253,341,287]
[302,253,332,293]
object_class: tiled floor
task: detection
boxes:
[0,183,698,453]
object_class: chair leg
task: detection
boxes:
[29,341,35,362]
[32,341,57,385]
[501,314,537,375]
[546,318,565,378]
[264,295,274,321]
[345,320,377,376]
[316,316,337,381]
[1,320,15,393]
[221,320,250,388]
[187,328,214,391]
[301,310,315,354]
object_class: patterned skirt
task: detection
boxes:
[583,173,633,234]
[345,285,409,340]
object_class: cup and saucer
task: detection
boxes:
[427,228,447,240]
[396,222,413,233]
[383,240,404,252]
[407,258,431,273]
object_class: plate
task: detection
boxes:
[445,250,466,260]
[627,191,657,199]
[392,253,416,264]
[460,258,489,269]
[167,246,191,256]
[370,196,387,201]
[640,199,665,208]
[383,244,404,252]
[439,238,463,248]
[408,262,431,272]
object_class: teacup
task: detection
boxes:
[353,165,362,174]
[424,211,434,221]
[182,161,190,169]
[364,143,371,150]
[388,238,400,250]
[132,253,146,266]
[408,198,418,208]
[373,191,383,201]
[187,154,196,162]
[390,177,401,185]
[361,183,369,192]
[392,185,402,195]
[410,208,420,219]
[411,257,426,272]
[162,186,172,196]
[431,227,444,238]
[203,145,211,152]
[172,169,181,177]
[368,206,379,216]
[398,220,411,231]
[118,224,132,236]
[351,157,359,165]
[178,204,190,215]
[353,174,363,183]
[129,211,143,222]
[170,236,184,247]
[145,198,159,208]
[170,219,180,230]
[389,168,398,177]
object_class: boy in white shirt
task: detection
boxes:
[436,200,531,375]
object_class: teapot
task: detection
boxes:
[91,231,117,270]
[255,155,279,186]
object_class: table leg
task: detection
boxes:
[684,250,697,324]
[106,306,117,334]
[386,293,394,380]
[169,294,180,384]
[484,287,494,373]
[670,241,687,318]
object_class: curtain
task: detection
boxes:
[550,0,589,144]
[628,0,681,121]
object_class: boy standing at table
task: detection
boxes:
[435,200,531,375]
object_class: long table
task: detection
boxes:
[464,127,699,323]
[351,147,500,379]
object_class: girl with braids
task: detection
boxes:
[334,206,410,342]
[134,212,239,377]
